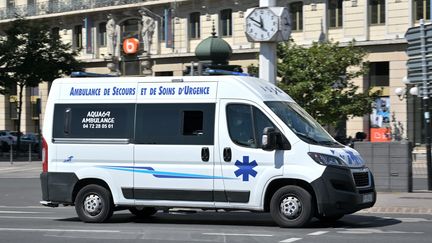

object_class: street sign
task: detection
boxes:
[405,20,432,191]
[405,23,432,84]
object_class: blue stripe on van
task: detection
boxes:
[99,165,236,180]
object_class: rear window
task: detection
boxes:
[53,104,135,139]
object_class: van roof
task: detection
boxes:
[52,75,294,103]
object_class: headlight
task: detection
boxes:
[308,152,347,166]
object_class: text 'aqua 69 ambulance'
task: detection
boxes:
[40,75,376,227]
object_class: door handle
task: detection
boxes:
[223,147,231,162]
[201,147,210,162]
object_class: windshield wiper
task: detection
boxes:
[317,141,341,146]
[294,132,319,144]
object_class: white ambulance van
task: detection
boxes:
[40,76,375,227]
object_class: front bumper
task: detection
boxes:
[311,166,376,217]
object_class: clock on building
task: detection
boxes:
[245,7,291,42]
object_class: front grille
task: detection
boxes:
[352,172,370,187]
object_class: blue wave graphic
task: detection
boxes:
[99,166,235,180]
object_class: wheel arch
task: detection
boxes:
[72,178,112,204]
[263,178,317,212]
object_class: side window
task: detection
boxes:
[253,107,275,147]
[227,104,255,147]
[53,104,135,139]
[227,104,277,148]
[183,111,204,135]
[135,103,215,145]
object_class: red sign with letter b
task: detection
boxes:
[122,38,139,54]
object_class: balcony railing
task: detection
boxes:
[0,0,158,20]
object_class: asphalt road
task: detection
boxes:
[0,166,431,243]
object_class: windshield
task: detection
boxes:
[265,101,339,146]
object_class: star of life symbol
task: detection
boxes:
[234,156,258,181]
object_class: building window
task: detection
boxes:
[73,25,82,49]
[27,0,36,15]
[328,0,343,28]
[290,2,303,31]
[370,0,385,25]
[51,27,60,38]
[9,101,18,120]
[369,62,389,87]
[7,0,14,8]
[98,22,107,46]
[220,9,232,37]
[30,87,40,119]
[414,0,430,21]
[161,17,166,41]
[189,12,201,39]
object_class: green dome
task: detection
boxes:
[195,32,232,64]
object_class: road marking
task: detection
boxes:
[394,217,432,223]
[0,206,49,209]
[0,228,120,233]
[307,231,329,236]
[337,229,423,234]
[280,238,302,243]
[0,210,46,214]
[0,216,60,220]
[203,233,273,237]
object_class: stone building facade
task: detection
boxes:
[0,0,426,143]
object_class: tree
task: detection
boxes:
[0,18,82,151]
[277,40,380,128]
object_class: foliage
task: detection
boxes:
[0,18,81,149]
[277,40,381,126]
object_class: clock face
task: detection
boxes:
[246,8,279,42]
[280,8,292,41]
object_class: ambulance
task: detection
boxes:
[40,76,376,227]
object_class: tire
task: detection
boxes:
[317,214,344,223]
[270,185,314,228]
[129,207,157,218]
[75,184,113,223]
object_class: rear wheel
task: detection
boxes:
[75,184,113,223]
[270,185,314,228]
[129,207,157,218]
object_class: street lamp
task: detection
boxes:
[394,86,418,100]
[397,76,432,191]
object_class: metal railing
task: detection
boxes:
[0,0,158,20]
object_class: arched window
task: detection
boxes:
[290,2,303,31]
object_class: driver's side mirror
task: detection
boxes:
[262,127,278,151]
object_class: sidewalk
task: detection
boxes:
[360,192,432,215]
[0,161,431,215]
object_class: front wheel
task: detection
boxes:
[270,185,314,228]
[75,184,113,223]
